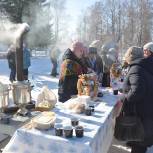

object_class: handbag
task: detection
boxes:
[114,102,144,142]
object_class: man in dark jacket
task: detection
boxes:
[86,47,103,83]
[58,41,85,102]
[122,45,153,153]
[7,45,16,82]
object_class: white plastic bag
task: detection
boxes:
[64,97,85,114]
[36,86,57,109]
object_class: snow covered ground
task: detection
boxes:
[0,57,59,101]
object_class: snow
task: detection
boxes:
[0,57,59,101]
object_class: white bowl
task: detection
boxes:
[32,115,56,130]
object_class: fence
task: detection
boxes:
[0,52,7,59]
[0,50,49,59]
[31,49,49,57]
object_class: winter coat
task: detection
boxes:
[7,48,16,70]
[80,57,88,74]
[86,54,103,75]
[50,48,60,61]
[101,53,114,73]
[58,48,84,102]
[23,48,31,69]
[95,54,103,74]
[122,56,153,146]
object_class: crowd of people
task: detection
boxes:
[5,39,153,153]
[58,41,104,102]
[57,40,153,153]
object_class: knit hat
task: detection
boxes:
[143,42,153,52]
[124,46,143,64]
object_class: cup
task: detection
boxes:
[71,117,79,127]
[63,126,73,138]
[75,126,84,138]
[54,123,63,136]
[85,107,92,116]
[113,89,118,95]
[97,92,103,97]
[89,105,95,112]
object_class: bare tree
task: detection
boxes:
[77,0,153,52]
[50,0,66,43]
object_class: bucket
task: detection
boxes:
[0,83,9,108]
[12,81,31,105]
[0,90,9,108]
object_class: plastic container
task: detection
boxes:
[54,123,63,136]
[63,126,73,138]
[75,126,84,138]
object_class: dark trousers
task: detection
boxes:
[51,58,58,76]
[9,68,16,82]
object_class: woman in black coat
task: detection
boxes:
[121,45,153,153]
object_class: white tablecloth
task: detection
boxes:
[3,89,118,153]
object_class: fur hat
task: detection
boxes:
[143,42,153,52]
[124,46,143,64]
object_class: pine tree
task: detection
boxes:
[0,0,39,23]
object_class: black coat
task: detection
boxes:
[58,49,84,102]
[86,54,103,75]
[122,56,153,146]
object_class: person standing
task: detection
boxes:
[7,44,16,83]
[101,47,118,87]
[58,41,85,102]
[120,45,153,153]
[86,47,103,83]
[23,43,31,80]
[50,46,61,77]
[80,46,89,74]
